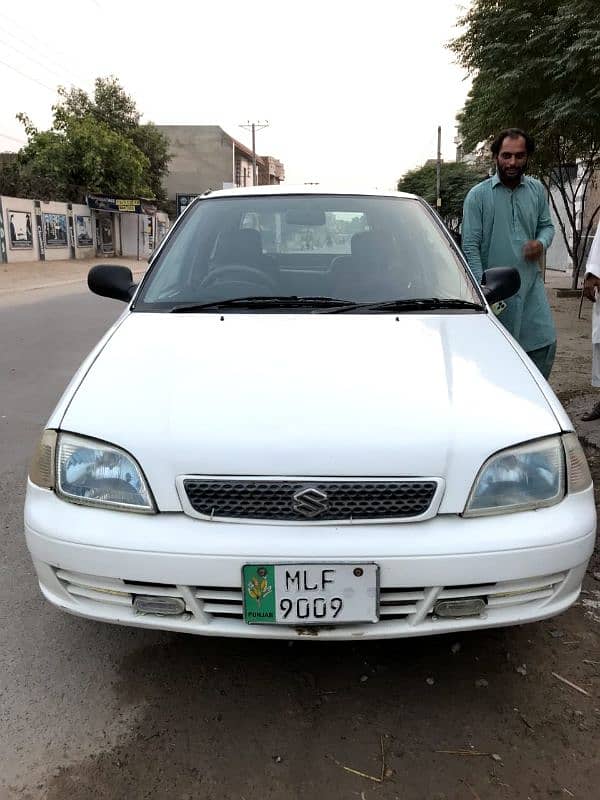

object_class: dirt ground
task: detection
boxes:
[5,270,600,800]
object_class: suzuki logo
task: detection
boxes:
[292,486,329,518]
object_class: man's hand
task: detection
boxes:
[523,239,544,261]
[583,272,600,302]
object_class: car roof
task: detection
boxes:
[199,184,418,200]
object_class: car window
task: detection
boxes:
[240,209,371,255]
[136,194,480,310]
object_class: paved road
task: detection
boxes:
[0,285,132,795]
[1,284,598,800]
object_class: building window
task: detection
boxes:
[243,167,247,187]
[235,160,241,187]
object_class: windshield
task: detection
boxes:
[135,194,481,312]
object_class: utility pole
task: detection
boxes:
[436,125,442,213]
[240,120,269,185]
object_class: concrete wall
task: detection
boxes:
[120,212,170,258]
[39,200,71,262]
[545,166,600,274]
[2,196,39,263]
[120,213,139,258]
[582,171,600,264]
[258,156,285,185]
[140,214,154,258]
[156,212,169,248]
[581,170,600,235]
[236,155,255,187]
[157,125,234,199]
[1,195,171,264]
[72,202,95,259]
[547,189,572,272]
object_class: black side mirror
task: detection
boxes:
[88,265,137,302]
[481,267,520,304]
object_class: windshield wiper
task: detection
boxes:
[169,295,357,312]
[325,297,486,314]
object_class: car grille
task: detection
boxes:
[182,479,438,522]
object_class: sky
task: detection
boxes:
[0,0,471,191]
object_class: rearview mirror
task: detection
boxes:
[88,264,137,302]
[285,208,326,226]
[481,267,520,304]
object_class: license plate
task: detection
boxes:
[242,563,379,625]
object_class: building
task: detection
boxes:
[0,151,18,169]
[157,125,285,210]
[258,155,285,186]
[0,193,169,264]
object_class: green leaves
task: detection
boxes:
[1,76,170,206]
[397,162,487,230]
[450,0,600,169]
[449,0,600,283]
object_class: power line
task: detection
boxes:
[0,131,27,145]
[0,36,73,85]
[0,23,94,91]
[0,25,73,76]
[0,56,56,92]
[0,11,79,79]
[0,46,154,153]
[0,59,147,139]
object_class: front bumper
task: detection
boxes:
[24,481,597,640]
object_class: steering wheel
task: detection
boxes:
[199,264,278,292]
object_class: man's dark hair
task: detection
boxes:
[491,128,535,157]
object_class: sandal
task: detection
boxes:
[581,401,600,421]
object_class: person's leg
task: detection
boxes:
[526,341,557,380]
[582,343,600,420]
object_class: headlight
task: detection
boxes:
[464,436,566,517]
[29,430,155,513]
[57,433,155,512]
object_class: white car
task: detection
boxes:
[25,187,596,640]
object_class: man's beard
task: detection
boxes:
[497,161,527,183]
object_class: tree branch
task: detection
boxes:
[549,141,576,234]
[580,202,600,275]
[542,176,574,262]
[574,147,598,198]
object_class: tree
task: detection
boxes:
[130,122,171,203]
[53,77,141,135]
[450,0,600,287]
[397,161,488,233]
[0,77,170,207]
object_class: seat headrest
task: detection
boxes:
[213,229,263,264]
[350,230,395,263]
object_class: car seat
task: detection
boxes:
[330,230,400,301]
[212,229,277,271]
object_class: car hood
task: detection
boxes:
[60,312,563,512]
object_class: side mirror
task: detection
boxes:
[88,265,137,302]
[481,267,520,304]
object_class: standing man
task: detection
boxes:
[462,128,556,379]
[580,230,600,420]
